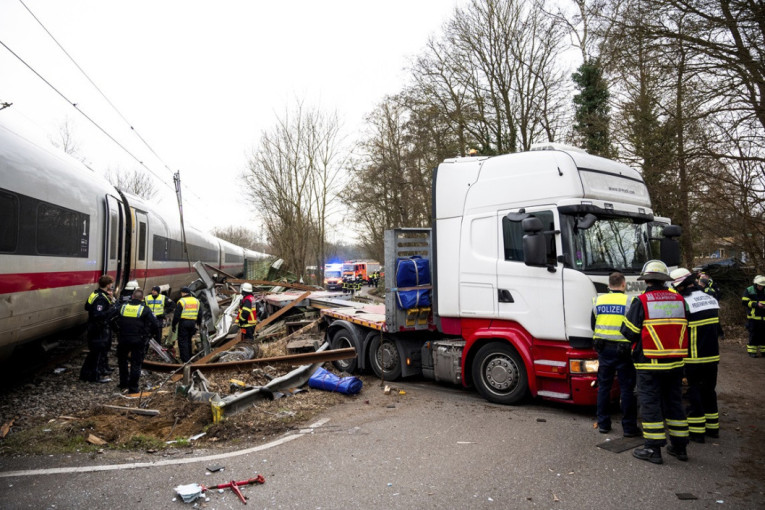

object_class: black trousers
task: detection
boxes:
[637,367,689,449]
[685,362,719,436]
[117,338,146,393]
[177,320,197,363]
[80,330,110,382]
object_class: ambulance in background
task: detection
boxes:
[323,263,344,290]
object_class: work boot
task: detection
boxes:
[623,429,641,438]
[689,434,705,444]
[705,429,719,439]
[632,447,663,464]
[667,445,688,461]
[96,377,112,384]
[749,353,758,358]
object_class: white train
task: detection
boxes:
[0,122,268,358]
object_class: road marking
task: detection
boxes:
[0,418,330,478]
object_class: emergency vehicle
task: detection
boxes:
[341,261,381,283]
[323,263,344,290]
[322,144,680,406]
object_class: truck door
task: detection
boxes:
[496,207,565,341]
[104,195,125,289]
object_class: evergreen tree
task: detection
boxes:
[572,60,614,157]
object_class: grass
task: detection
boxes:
[1,423,101,455]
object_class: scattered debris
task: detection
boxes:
[201,475,266,506]
[207,465,224,473]
[100,405,160,417]
[53,367,66,374]
[536,418,547,423]
[174,483,203,503]
[86,434,107,445]
[384,385,391,395]
[676,493,698,500]
[0,418,15,438]
[189,432,206,441]
[308,367,363,395]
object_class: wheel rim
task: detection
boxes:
[334,336,354,370]
[376,341,399,372]
[481,353,519,394]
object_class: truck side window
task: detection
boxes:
[502,210,557,263]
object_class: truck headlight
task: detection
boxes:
[570,359,599,374]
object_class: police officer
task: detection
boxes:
[237,282,258,340]
[671,267,721,442]
[622,260,690,464]
[80,275,118,383]
[742,275,765,357]
[172,287,200,363]
[145,286,173,342]
[116,288,158,393]
[591,272,639,437]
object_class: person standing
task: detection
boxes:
[172,287,200,363]
[237,282,258,340]
[591,272,639,437]
[671,268,721,442]
[80,275,118,383]
[621,260,690,464]
[145,286,173,342]
[116,288,158,393]
[742,275,765,357]
[697,272,720,300]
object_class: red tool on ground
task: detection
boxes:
[202,475,265,505]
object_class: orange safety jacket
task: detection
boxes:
[237,294,258,327]
[636,290,688,359]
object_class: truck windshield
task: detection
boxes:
[325,271,341,278]
[568,216,651,274]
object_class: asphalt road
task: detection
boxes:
[0,342,763,509]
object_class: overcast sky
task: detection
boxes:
[0,0,466,240]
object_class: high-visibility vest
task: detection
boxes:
[120,303,145,318]
[237,294,258,327]
[637,290,688,359]
[178,296,200,320]
[87,291,99,305]
[146,294,166,317]
[684,289,720,364]
[592,292,632,343]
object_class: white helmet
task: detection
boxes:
[637,260,673,281]
[241,282,253,293]
[669,267,693,288]
[124,280,139,291]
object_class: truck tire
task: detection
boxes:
[330,327,358,373]
[369,335,402,381]
[471,342,528,405]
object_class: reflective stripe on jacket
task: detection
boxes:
[636,290,688,358]
[683,289,720,364]
[742,285,765,320]
[146,294,166,317]
[120,303,144,318]
[178,296,200,320]
[237,294,258,327]
[593,292,632,342]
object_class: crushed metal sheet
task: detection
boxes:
[676,493,698,500]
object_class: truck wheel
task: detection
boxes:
[471,343,528,405]
[369,335,402,380]
[330,327,358,373]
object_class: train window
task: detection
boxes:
[0,190,19,253]
[36,202,89,257]
[138,222,147,261]
[109,212,118,260]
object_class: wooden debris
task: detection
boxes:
[58,415,78,421]
[86,434,107,445]
[101,405,160,416]
[256,291,311,331]
[384,385,391,395]
[0,418,15,438]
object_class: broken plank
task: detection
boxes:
[0,418,15,438]
[256,291,311,331]
[86,434,107,445]
[101,405,160,416]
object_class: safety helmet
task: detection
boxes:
[754,275,765,286]
[124,280,139,291]
[669,267,694,288]
[241,282,253,293]
[637,260,673,281]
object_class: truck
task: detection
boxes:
[323,263,344,290]
[341,260,381,284]
[322,144,680,405]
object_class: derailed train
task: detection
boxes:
[0,121,268,358]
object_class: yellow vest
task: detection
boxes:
[120,303,144,318]
[146,294,166,317]
[593,292,632,343]
[178,296,200,320]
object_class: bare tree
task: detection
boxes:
[50,116,81,157]
[244,102,345,279]
[210,226,268,252]
[105,166,159,201]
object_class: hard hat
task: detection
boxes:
[180,286,191,294]
[637,260,673,281]
[124,280,139,291]
[669,267,694,288]
[241,282,253,293]
[754,275,765,286]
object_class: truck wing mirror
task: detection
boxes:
[523,233,547,267]
[522,217,544,233]
[506,211,529,222]
[663,225,682,238]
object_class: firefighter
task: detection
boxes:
[671,267,721,442]
[172,287,200,363]
[116,288,158,394]
[697,271,720,300]
[80,275,118,383]
[145,286,173,342]
[591,272,639,437]
[742,275,765,357]
[342,276,350,294]
[237,282,258,340]
[621,260,690,464]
